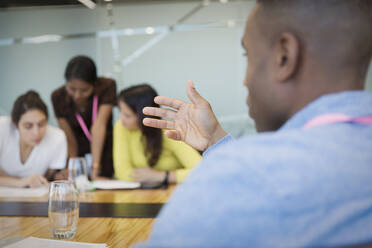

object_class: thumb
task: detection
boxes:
[186,80,204,105]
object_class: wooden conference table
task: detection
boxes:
[0,186,176,248]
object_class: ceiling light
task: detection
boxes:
[145,27,155,35]
[78,0,96,9]
[227,20,236,28]
[22,35,63,44]
[202,0,210,6]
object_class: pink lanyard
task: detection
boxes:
[304,113,372,130]
[75,95,98,142]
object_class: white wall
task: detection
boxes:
[0,1,371,137]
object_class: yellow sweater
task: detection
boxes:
[113,121,202,183]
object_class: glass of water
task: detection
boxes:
[48,180,79,239]
[68,157,90,192]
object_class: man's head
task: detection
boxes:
[243,0,372,132]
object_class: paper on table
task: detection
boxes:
[92,180,140,190]
[3,237,107,248]
[0,186,49,198]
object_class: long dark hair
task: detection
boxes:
[118,84,163,167]
[64,55,97,85]
[11,90,48,126]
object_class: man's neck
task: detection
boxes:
[288,71,366,120]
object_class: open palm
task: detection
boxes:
[143,80,226,151]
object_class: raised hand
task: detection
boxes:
[143,80,227,151]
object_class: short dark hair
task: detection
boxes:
[11,90,48,126]
[64,55,97,85]
[255,0,372,69]
[118,84,163,167]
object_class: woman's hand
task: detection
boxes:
[21,174,49,188]
[90,168,109,181]
[143,80,227,152]
[54,169,69,180]
[90,167,100,180]
[131,168,165,184]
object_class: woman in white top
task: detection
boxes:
[0,91,67,188]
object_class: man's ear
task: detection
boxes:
[274,32,300,82]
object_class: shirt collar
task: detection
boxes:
[279,90,372,131]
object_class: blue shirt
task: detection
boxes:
[138,91,372,247]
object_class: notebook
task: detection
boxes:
[91,180,140,190]
[3,237,107,248]
[0,186,48,198]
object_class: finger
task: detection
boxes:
[55,173,63,180]
[154,96,185,110]
[165,130,182,141]
[62,169,68,176]
[96,176,110,181]
[38,175,49,185]
[34,177,44,188]
[29,175,41,188]
[132,178,141,183]
[186,80,205,105]
[143,107,177,120]
[130,173,141,181]
[143,118,176,130]
[31,179,42,188]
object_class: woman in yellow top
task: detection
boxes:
[114,84,201,185]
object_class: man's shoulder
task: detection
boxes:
[193,128,343,183]
[194,124,371,188]
[206,130,310,161]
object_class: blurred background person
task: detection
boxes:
[0,91,67,188]
[51,56,116,180]
[114,84,201,185]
